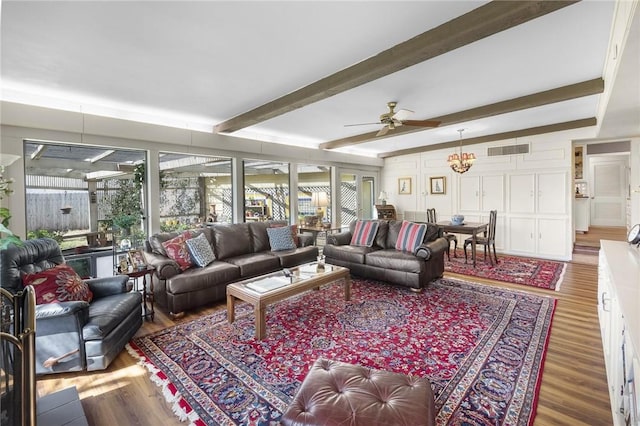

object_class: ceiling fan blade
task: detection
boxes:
[376,126,390,137]
[392,108,414,121]
[402,119,442,128]
[344,122,382,127]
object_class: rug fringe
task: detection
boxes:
[554,262,567,291]
[126,342,204,426]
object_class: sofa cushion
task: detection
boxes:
[249,221,275,252]
[162,231,194,270]
[148,230,180,256]
[322,244,378,265]
[424,223,441,242]
[365,249,424,274]
[22,263,93,305]
[395,221,427,253]
[165,261,241,295]
[185,233,216,267]
[83,292,142,340]
[224,252,281,277]
[213,223,252,260]
[269,223,299,247]
[274,246,319,268]
[350,220,380,247]
[267,226,296,251]
[385,220,403,249]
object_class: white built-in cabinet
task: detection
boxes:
[459,175,504,212]
[456,171,569,259]
[507,171,569,258]
[598,241,640,426]
[508,217,568,257]
[508,172,567,214]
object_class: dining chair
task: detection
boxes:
[464,210,498,266]
[426,208,457,260]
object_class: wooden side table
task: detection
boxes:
[126,267,155,321]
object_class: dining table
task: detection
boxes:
[436,221,489,267]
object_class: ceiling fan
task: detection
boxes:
[345,101,441,137]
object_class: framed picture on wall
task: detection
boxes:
[398,177,412,195]
[430,176,446,195]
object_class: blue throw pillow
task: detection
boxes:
[185,233,216,267]
[266,226,296,251]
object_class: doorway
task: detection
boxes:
[589,154,629,227]
[339,170,377,227]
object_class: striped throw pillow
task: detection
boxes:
[350,220,379,247]
[395,220,427,253]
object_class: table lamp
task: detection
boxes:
[311,192,329,222]
[378,191,388,206]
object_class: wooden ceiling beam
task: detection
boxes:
[215,0,577,134]
[320,78,604,150]
[378,117,597,158]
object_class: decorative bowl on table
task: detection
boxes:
[451,215,464,225]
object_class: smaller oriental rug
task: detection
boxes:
[445,250,566,291]
[128,277,556,426]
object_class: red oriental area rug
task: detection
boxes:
[445,250,566,291]
[128,277,556,426]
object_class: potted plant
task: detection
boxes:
[0,165,21,248]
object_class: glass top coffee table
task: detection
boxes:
[226,262,351,340]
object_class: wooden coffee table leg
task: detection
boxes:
[344,275,351,301]
[227,294,235,323]
[255,304,266,340]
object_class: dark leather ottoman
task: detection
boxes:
[281,358,436,426]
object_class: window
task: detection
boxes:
[23,141,146,251]
[297,164,331,224]
[243,160,290,222]
[158,153,232,230]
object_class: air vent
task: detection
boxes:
[487,144,529,156]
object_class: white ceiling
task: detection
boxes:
[1,1,637,158]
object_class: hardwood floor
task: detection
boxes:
[575,225,627,248]
[36,233,620,425]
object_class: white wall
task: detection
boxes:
[379,127,625,261]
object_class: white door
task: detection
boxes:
[589,155,628,226]
[339,170,378,227]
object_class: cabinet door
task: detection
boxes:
[481,175,505,212]
[508,217,536,254]
[537,172,567,214]
[459,176,480,212]
[509,174,535,213]
[537,218,568,257]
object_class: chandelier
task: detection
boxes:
[448,129,476,174]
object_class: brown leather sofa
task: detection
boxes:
[144,221,318,316]
[323,220,448,291]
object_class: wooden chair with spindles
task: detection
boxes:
[464,210,498,266]
[426,208,457,260]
